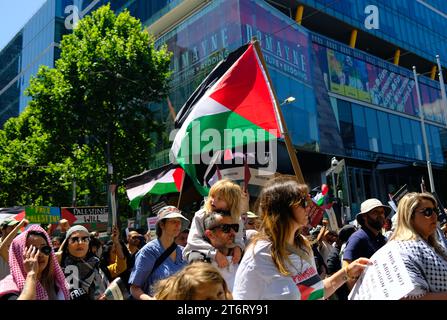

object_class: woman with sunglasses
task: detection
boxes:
[233,176,369,300]
[386,192,447,299]
[57,225,108,300]
[0,225,69,300]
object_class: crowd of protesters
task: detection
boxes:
[0,176,446,300]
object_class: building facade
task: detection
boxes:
[1,0,446,219]
[147,0,447,219]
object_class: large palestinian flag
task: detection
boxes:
[124,163,184,210]
[171,42,282,195]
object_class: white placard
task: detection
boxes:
[348,242,416,300]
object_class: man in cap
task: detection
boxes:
[342,198,390,289]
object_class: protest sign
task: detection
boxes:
[25,206,60,224]
[61,207,108,232]
[147,216,158,231]
[349,242,416,300]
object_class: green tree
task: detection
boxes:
[0,4,171,216]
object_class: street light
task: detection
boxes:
[280,96,295,106]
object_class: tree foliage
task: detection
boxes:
[0,5,171,214]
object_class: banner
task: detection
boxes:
[25,206,60,224]
[61,207,108,232]
[349,242,416,300]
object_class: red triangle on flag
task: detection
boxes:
[173,168,184,191]
[297,284,313,300]
[61,208,78,225]
[209,44,281,137]
[223,149,233,161]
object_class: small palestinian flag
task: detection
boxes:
[124,163,184,210]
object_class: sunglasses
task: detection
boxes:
[299,197,309,208]
[69,236,90,244]
[417,207,439,218]
[211,223,239,233]
[38,246,52,256]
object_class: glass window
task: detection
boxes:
[399,117,414,158]
[429,125,444,164]
[337,99,355,149]
[352,104,368,150]
[377,111,393,154]
[388,114,404,157]
[364,107,379,152]
[411,120,424,160]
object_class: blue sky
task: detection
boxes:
[0,0,46,50]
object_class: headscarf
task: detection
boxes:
[0,224,70,300]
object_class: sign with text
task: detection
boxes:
[147,216,158,231]
[61,207,108,233]
[349,242,416,300]
[25,206,61,224]
[62,206,109,224]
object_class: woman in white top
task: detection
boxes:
[233,176,369,300]
[389,192,447,299]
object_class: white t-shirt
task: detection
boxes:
[212,256,238,292]
[233,240,324,300]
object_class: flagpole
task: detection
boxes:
[177,169,186,209]
[413,66,435,192]
[251,38,305,183]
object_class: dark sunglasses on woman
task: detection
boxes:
[38,246,52,256]
[418,207,439,217]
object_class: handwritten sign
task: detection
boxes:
[63,207,108,223]
[25,206,60,224]
[349,242,416,300]
[147,216,158,231]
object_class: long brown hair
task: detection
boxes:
[205,179,242,221]
[253,176,311,276]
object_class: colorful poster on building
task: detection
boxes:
[327,49,370,102]
[25,206,60,224]
[349,242,416,300]
[312,35,428,119]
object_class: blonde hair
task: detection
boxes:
[154,262,232,300]
[390,192,446,259]
[204,179,242,221]
[253,176,311,276]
